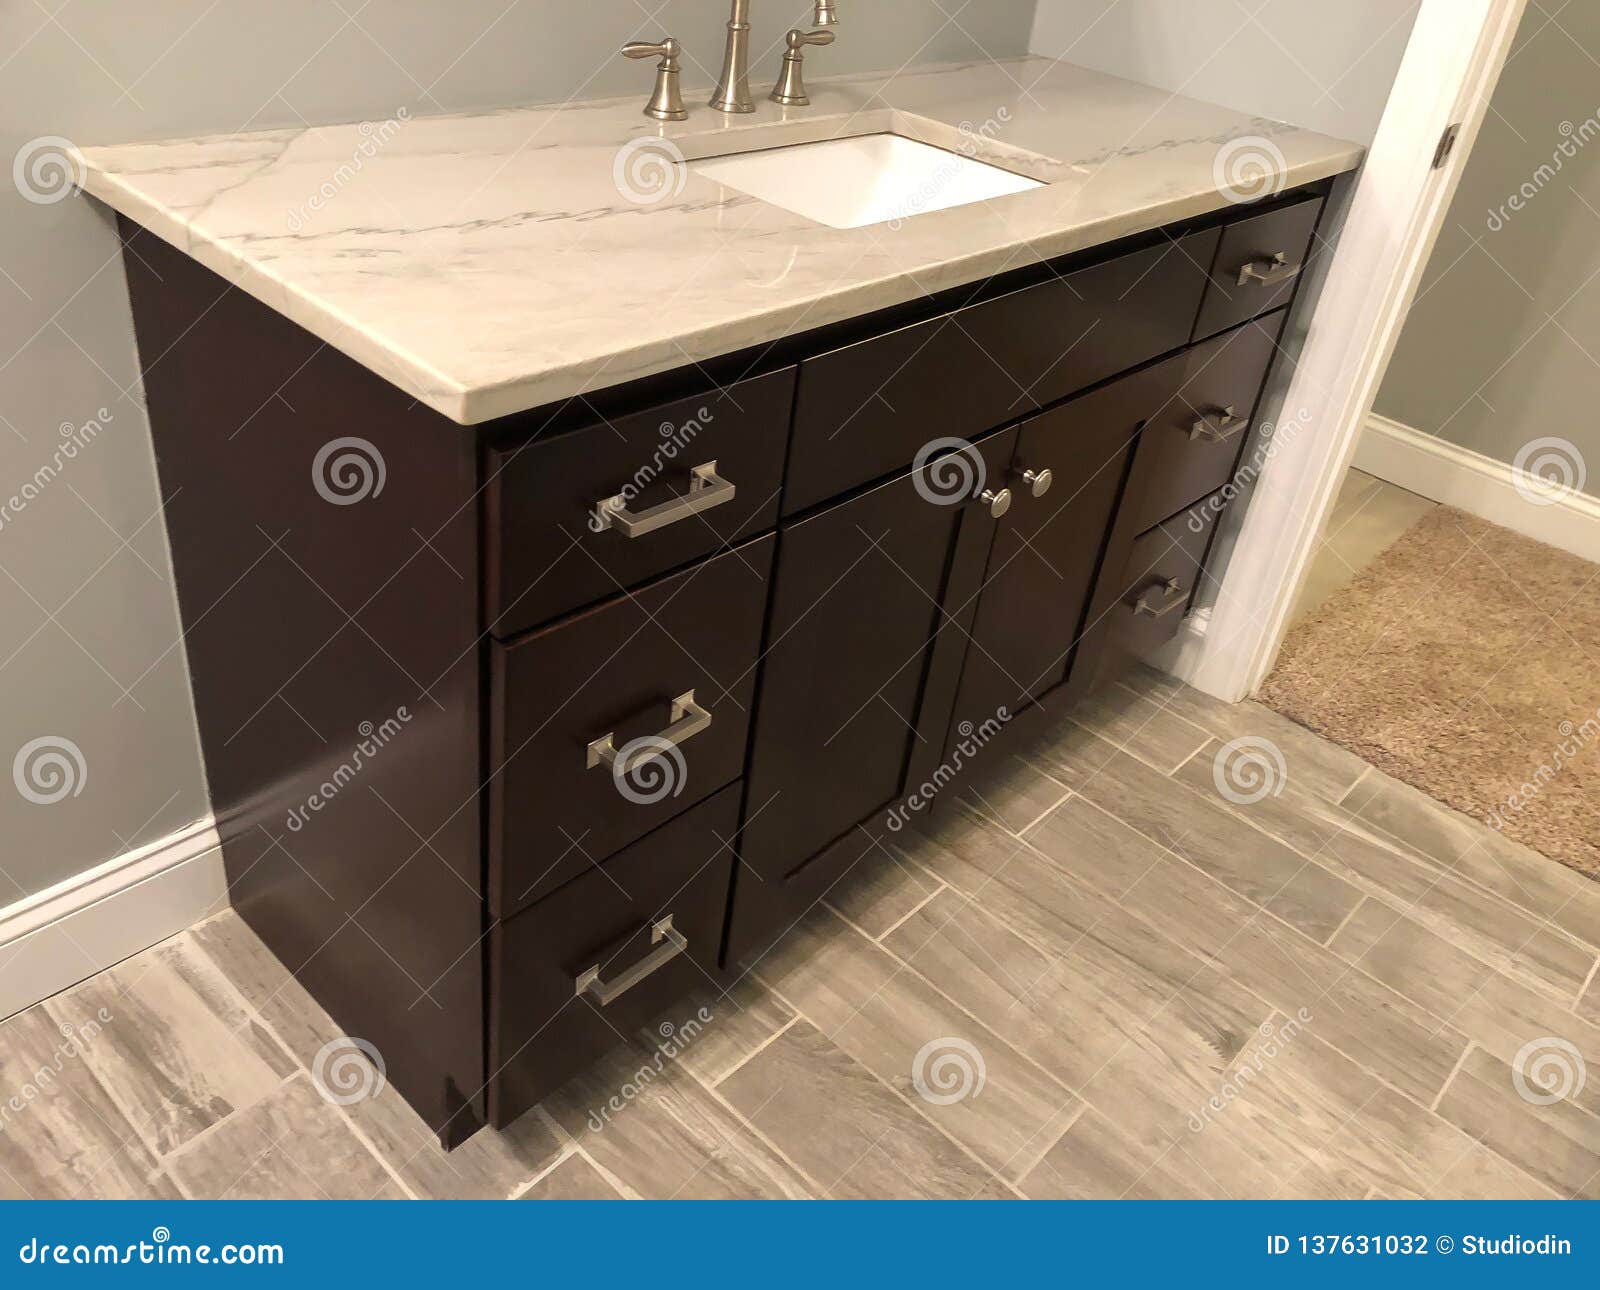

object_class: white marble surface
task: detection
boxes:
[75,57,1363,425]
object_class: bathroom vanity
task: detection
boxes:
[76,58,1361,1145]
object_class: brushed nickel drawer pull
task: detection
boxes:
[1135,577,1188,618]
[1189,407,1249,443]
[575,915,688,1006]
[1236,251,1301,288]
[593,462,736,538]
[1014,467,1054,498]
[586,690,712,775]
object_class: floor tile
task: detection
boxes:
[1340,769,1600,951]
[1328,899,1600,1118]
[1029,795,1469,1106]
[42,934,294,1156]
[542,1037,813,1199]
[1174,744,1599,1001]
[166,1074,403,1199]
[720,1019,997,1199]
[519,1153,624,1200]
[823,841,943,939]
[0,1006,177,1199]
[664,979,794,1087]
[755,907,1079,1179]
[1126,670,1371,802]
[1021,1107,1214,1199]
[1063,684,1211,774]
[1039,731,1364,942]
[190,911,562,1199]
[957,749,1071,834]
[1433,1045,1600,1199]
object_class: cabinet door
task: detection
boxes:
[732,431,1016,957]
[947,363,1179,743]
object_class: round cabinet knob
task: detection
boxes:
[978,487,1012,519]
[1016,467,1054,498]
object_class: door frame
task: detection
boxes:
[1170,0,1531,702]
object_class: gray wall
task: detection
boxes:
[1029,0,1420,145]
[1,0,1039,904]
[1373,3,1600,496]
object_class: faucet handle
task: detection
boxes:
[770,29,835,107]
[622,37,688,122]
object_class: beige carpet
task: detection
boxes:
[1260,505,1600,880]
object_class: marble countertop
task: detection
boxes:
[75,57,1363,425]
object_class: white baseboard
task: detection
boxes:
[1356,413,1600,563]
[0,817,227,1019]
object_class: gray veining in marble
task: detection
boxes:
[73,58,1363,424]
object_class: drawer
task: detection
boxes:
[488,535,773,918]
[1124,312,1286,535]
[1115,493,1228,658]
[784,229,1221,515]
[488,783,738,1128]
[1194,195,1323,340]
[485,369,793,638]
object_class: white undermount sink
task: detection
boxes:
[687,132,1044,230]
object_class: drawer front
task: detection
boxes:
[1115,493,1227,658]
[489,536,773,917]
[1195,196,1323,340]
[486,369,794,638]
[1125,312,1286,535]
[489,784,737,1127]
[785,230,1221,515]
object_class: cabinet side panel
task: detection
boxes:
[120,220,486,1136]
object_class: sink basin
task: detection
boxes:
[687,133,1043,230]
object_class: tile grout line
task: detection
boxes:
[532,1106,641,1201]
[181,931,422,1200]
[708,1012,801,1088]
[1428,1039,1476,1115]
[506,1147,578,1200]
[755,975,1021,1197]
[1573,952,1600,1014]
[869,881,951,944]
[677,1057,828,1200]
[1322,894,1369,949]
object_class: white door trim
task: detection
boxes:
[0,817,227,1019]
[1173,0,1532,702]
[1357,413,1600,563]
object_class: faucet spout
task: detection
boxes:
[710,0,755,114]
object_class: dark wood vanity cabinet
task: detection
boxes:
[120,183,1331,1147]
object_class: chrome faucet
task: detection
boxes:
[711,0,839,114]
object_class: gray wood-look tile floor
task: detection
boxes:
[4,665,1597,1200]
